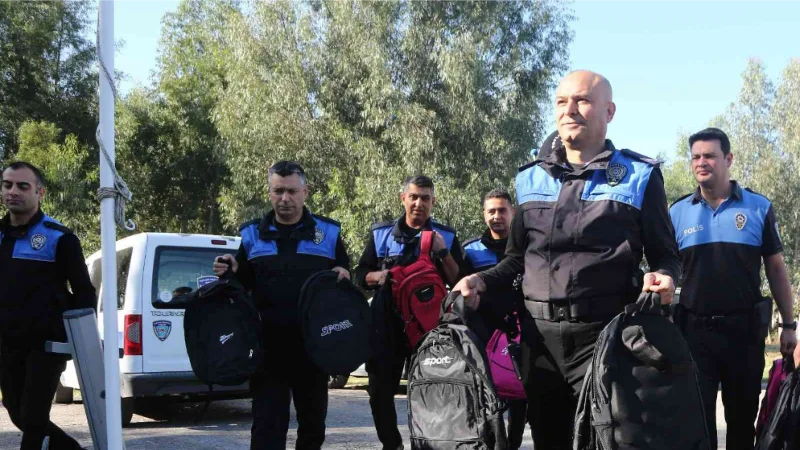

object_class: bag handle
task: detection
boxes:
[418,230,435,262]
[624,291,670,317]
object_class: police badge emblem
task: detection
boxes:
[313,227,324,245]
[606,163,627,186]
[30,234,46,250]
[735,213,747,231]
[153,320,172,341]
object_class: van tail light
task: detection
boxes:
[211,239,227,245]
[123,314,142,356]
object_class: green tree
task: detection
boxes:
[213,0,573,257]
[114,0,239,235]
[13,121,99,251]
[0,1,98,159]
[116,88,225,235]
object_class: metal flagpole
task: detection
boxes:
[98,1,124,448]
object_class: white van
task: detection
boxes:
[58,233,245,425]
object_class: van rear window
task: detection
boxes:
[152,246,228,309]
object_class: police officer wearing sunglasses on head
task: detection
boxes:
[454,70,681,449]
[670,128,797,450]
[214,161,350,450]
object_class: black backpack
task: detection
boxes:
[407,292,507,450]
[298,270,371,375]
[756,369,800,450]
[573,292,711,450]
[183,273,263,387]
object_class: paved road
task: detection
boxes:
[0,383,741,449]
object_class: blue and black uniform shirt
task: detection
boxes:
[0,210,96,345]
[462,230,506,275]
[235,207,349,327]
[354,214,463,289]
[480,141,681,306]
[670,181,783,315]
[462,230,521,336]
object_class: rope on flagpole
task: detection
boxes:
[95,7,135,231]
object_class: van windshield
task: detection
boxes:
[152,246,228,309]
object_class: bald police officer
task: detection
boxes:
[454,71,681,449]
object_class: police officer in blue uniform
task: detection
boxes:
[214,161,350,450]
[670,128,797,450]
[462,188,530,450]
[1,162,96,450]
[455,71,682,449]
[355,175,464,450]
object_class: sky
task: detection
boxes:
[113,0,800,159]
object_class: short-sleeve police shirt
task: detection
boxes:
[669,181,783,315]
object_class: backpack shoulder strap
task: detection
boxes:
[419,230,434,262]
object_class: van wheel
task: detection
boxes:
[121,397,135,427]
[53,382,74,404]
[328,375,349,389]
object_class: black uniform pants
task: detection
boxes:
[250,328,328,450]
[0,341,82,450]
[506,399,529,450]
[520,316,607,450]
[683,323,765,450]
[367,354,407,450]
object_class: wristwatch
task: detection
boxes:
[779,322,797,331]
[435,248,450,259]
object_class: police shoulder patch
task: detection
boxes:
[735,213,747,230]
[313,226,325,244]
[606,162,628,186]
[30,233,47,250]
[620,148,660,167]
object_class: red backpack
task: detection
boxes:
[390,230,448,348]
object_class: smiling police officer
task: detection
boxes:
[670,128,797,450]
[454,71,681,449]
[1,161,96,450]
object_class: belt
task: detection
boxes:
[682,309,754,333]
[525,298,626,322]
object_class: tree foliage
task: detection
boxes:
[13,120,99,251]
[3,0,573,262]
[212,0,573,256]
[0,1,97,159]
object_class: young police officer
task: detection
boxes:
[670,128,797,450]
[455,71,681,449]
[1,162,96,450]
[214,161,350,450]
[355,175,463,450]
[461,188,529,450]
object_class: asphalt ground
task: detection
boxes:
[0,379,742,450]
